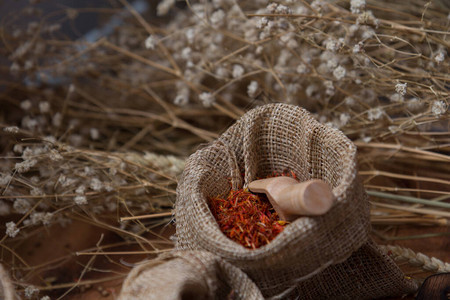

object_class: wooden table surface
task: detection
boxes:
[6,218,448,299]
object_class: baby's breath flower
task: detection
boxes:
[390,93,404,103]
[324,80,335,96]
[90,178,103,191]
[21,99,32,110]
[345,97,356,106]
[232,64,244,78]
[199,92,215,107]
[15,159,37,173]
[296,63,307,74]
[367,107,383,120]
[350,0,365,14]
[434,51,445,64]
[144,35,156,50]
[247,81,259,98]
[74,195,87,205]
[210,9,225,27]
[174,94,189,106]
[353,41,364,53]
[52,112,62,127]
[39,101,50,113]
[6,221,19,238]
[339,113,350,126]
[76,185,86,194]
[431,100,446,116]
[40,296,51,300]
[156,0,175,16]
[395,82,407,96]
[333,65,346,80]
[49,149,63,161]
[24,285,39,299]
[14,198,31,214]
[3,126,19,134]
[90,128,100,140]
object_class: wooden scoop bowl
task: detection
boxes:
[248,177,334,221]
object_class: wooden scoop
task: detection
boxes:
[248,177,334,221]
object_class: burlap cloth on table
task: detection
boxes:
[120,103,417,299]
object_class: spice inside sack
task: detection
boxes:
[209,187,287,249]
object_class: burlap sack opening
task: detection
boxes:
[175,103,417,298]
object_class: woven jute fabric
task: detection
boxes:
[119,250,263,300]
[174,103,417,299]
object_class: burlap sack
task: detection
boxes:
[174,103,417,299]
[119,250,263,300]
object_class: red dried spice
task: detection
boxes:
[208,188,287,249]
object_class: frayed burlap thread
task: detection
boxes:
[175,103,417,299]
[119,250,263,300]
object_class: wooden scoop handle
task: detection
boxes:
[248,177,334,221]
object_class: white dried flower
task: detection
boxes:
[181,47,192,60]
[49,149,63,161]
[76,185,86,194]
[247,81,259,98]
[210,9,225,27]
[157,0,175,16]
[306,84,318,97]
[29,212,53,226]
[345,97,356,106]
[389,125,399,134]
[339,113,350,126]
[367,107,383,120]
[14,198,31,214]
[24,285,39,298]
[199,92,215,107]
[0,201,10,216]
[431,100,446,116]
[10,62,20,75]
[296,63,308,74]
[21,99,32,110]
[390,93,404,103]
[362,135,372,143]
[350,0,365,14]
[256,17,269,29]
[174,94,189,106]
[325,39,339,52]
[353,41,364,53]
[434,51,445,64]
[52,112,62,127]
[74,195,87,205]
[145,35,156,50]
[276,4,291,14]
[30,187,43,196]
[406,97,423,111]
[39,101,50,113]
[40,296,50,300]
[395,82,407,96]
[324,80,335,96]
[232,64,244,78]
[333,65,346,80]
[90,128,99,140]
[6,221,19,238]
[0,173,12,186]
[15,159,37,173]
[90,178,103,191]
[3,126,19,134]
[185,28,195,44]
